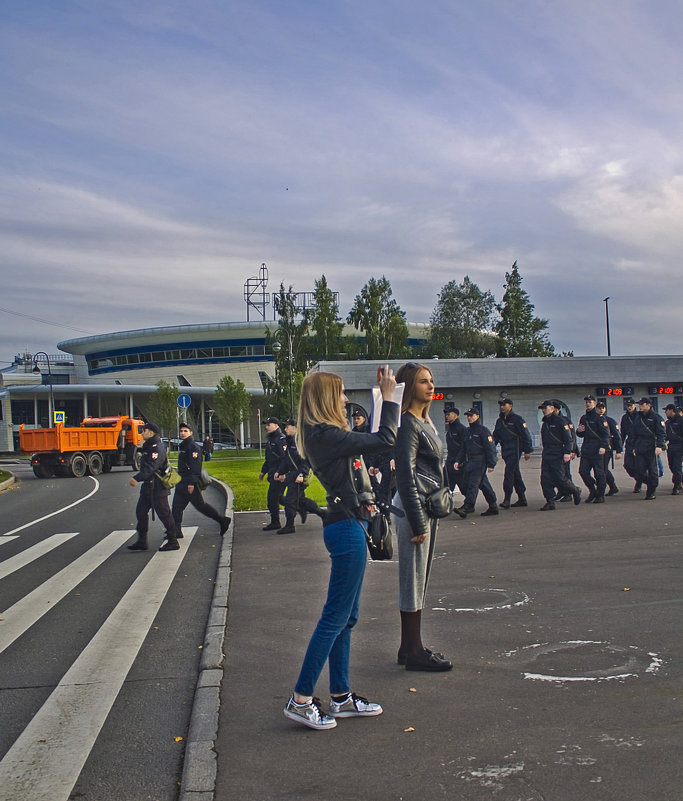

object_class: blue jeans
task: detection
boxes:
[294,518,367,696]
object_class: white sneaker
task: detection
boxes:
[283,696,337,730]
[329,692,383,718]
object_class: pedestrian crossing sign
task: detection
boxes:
[54,411,65,424]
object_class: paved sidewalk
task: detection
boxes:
[212,462,682,801]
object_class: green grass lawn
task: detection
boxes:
[0,469,11,483]
[200,450,327,512]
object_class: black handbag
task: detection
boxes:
[425,486,454,518]
[365,512,393,560]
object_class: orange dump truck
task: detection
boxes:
[20,416,145,478]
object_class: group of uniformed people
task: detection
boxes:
[443,395,683,514]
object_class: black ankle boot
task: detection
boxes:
[127,532,148,551]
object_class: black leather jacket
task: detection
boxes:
[394,412,445,537]
[303,401,399,523]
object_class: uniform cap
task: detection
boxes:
[284,417,297,427]
[142,421,160,434]
[351,410,365,418]
[596,401,606,408]
[624,397,635,405]
[498,398,513,405]
[444,403,459,415]
[538,400,554,409]
[664,403,677,411]
[264,416,280,425]
[637,397,652,405]
[583,394,596,401]
[464,408,479,416]
[551,399,563,410]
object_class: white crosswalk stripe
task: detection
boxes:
[0,533,79,580]
[0,527,198,801]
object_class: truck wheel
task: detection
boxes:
[70,453,88,478]
[32,461,53,479]
[87,451,104,476]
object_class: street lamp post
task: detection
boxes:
[271,330,294,418]
[32,351,55,426]
[603,297,611,357]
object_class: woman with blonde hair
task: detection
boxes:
[393,362,454,671]
[283,365,399,730]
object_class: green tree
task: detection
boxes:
[494,261,555,357]
[346,276,409,359]
[212,375,252,453]
[305,275,344,361]
[429,276,497,357]
[147,380,179,438]
[266,283,309,419]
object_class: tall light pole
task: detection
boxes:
[271,330,294,418]
[603,297,611,356]
[32,351,55,426]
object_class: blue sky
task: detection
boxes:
[2,0,683,361]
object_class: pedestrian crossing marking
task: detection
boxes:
[0,528,198,801]
[0,533,79,581]
[0,537,19,547]
[0,529,131,656]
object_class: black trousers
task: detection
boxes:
[282,476,322,521]
[136,484,175,536]
[463,463,496,508]
[541,455,576,501]
[579,453,606,496]
[267,477,286,522]
[501,453,526,498]
[623,445,637,479]
[634,450,659,493]
[667,445,683,487]
[172,484,223,531]
[602,453,618,490]
[445,461,466,495]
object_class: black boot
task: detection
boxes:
[672,484,681,496]
[606,485,619,496]
[262,520,281,531]
[159,531,180,551]
[277,517,296,535]
[219,516,231,535]
[633,482,642,493]
[499,496,511,510]
[480,505,499,517]
[299,509,308,523]
[539,501,556,511]
[584,490,596,503]
[510,495,528,507]
[127,531,148,551]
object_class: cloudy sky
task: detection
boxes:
[2,0,682,363]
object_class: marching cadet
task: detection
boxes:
[663,403,683,494]
[493,398,533,508]
[443,403,466,495]
[538,401,582,510]
[596,401,623,496]
[454,408,498,516]
[632,397,666,500]
[620,398,641,492]
[259,417,288,530]
[576,395,611,504]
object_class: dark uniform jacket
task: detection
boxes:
[665,415,683,450]
[261,427,287,478]
[632,410,666,454]
[620,410,638,446]
[394,413,446,537]
[576,409,610,455]
[456,421,497,469]
[278,433,312,480]
[133,434,170,493]
[493,411,533,458]
[445,418,466,463]
[540,412,574,457]
[603,415,623,454]
[177,436,203,486]
[303,401,399,521]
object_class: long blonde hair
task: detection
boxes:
[395,362,437,431]
[296,371,349,457]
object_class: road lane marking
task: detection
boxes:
[0,537,19,547]
[0,528,197,801]
[0,533,79,580]
[1,477,100,537]
[0,529,131,655]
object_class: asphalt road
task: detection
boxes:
[0,462,224,801]
[215,457,683,801]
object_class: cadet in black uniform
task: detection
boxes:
[454,408,498,516]
[632,397,666,499]
[172,422,231,537]
[127,421,178,551]
[596,401,623,496]
[539,401,582,510]
[273,418,327,534]
[620,398,641,492]
[576,395,611,503]
[443,404,466,495]
[663,403,683,494]
[493,398,533,508]
[259,417,288,530]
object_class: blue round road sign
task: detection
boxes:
[177,393,192,409]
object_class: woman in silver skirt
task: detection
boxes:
[393,362,453,671]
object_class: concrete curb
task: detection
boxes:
[178,478,234,801]
[0,472,17,491]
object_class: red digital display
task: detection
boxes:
[607,388,623,396]
[432,392,444,400]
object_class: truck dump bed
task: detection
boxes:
[20,423,123,454]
